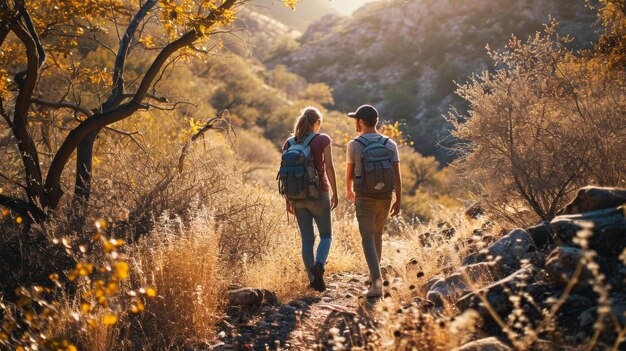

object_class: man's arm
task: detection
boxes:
[346,140,356,203]
[390,162,402,216]
[346,163,355,203]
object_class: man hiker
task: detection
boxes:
[345,104,402,298]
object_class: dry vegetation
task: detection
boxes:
[1,0,625,350]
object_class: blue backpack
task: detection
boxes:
[278,133,321,200]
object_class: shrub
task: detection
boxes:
[448,20,626,225]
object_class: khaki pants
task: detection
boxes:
[355,196,392,280]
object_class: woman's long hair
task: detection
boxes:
[293,107,322,142]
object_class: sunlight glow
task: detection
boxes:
[327,0,379,15]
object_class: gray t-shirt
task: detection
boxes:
[347,133,400,181]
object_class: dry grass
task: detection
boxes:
[362,209,500,350]
[126,209,224,349]
[243,205,364,300]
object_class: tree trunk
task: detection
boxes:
[70,131,97,233]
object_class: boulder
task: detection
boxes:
[456,266,543,318]
[463,229,538,272]
[559,186,626,215]
[459,262,503,282]
[427,273,468,307]
[427,262,502,307]
[452,337,511,351]
[545,246,594,290]
[549,206,626,256]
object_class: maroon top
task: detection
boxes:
[283,133,332,193]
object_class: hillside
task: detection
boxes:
[267,0,599,162]
[249,0,341,32]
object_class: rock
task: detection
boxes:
[549,206,626,256]
[322,296,333,303]
[269,312,285,320]
[288,299,308,309]
[427,263,502,307]
[227,288,263,306]
[488,229,538,268]
[559,186,626,215]
[421,277,440,295]
[526,222,554,249]
[456,267,537,317]
[427,273,468,307]
[452,337,511,351]
[465,202,485,219]
[459,262,503,282]
[463,229,538,272]
[462,251,482,266]
[279,305,297,314]
[578,306,596,329]
[545,246,594,290]
[263,289,279,305]
[562,294,593,309]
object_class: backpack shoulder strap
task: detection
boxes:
[355,136,370,147]
[382,136,390,145]
[301,132,319,146]
[287,137,296,147]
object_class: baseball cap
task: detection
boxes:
[347,104,378,121]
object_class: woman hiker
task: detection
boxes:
[282,107,339,292]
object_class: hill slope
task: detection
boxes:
[268,0,598,162]
[249,0,341,32]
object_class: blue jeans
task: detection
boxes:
[293,192,333,282]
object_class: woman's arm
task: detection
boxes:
[323,144,339,210]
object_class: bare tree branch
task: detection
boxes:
[146,100,198,111]
[121,93,169,103]
[0,193,30,218]
[0,171,27,190]
[32,98,92,117]
[44,0,239,208]
[102,0,159,111]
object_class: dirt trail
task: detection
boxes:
[211,272,380,350]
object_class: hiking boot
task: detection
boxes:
[364,278,383,298]
[310,263,326,292]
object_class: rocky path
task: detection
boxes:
[211,272,380,350]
